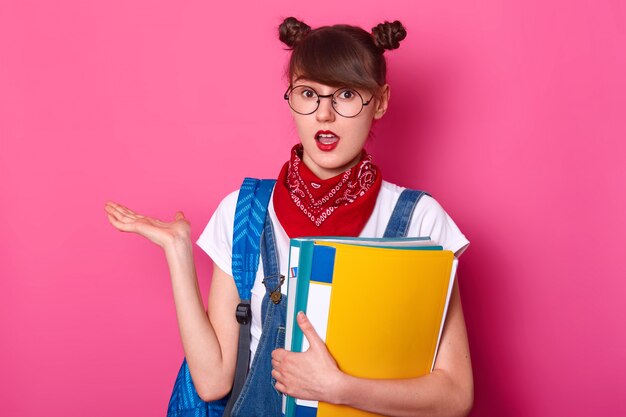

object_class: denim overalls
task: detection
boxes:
[230,188,428,417]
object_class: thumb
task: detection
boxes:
[297,311,324,350]
[175,211,185,220]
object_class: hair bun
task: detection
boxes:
[371,20,407,51]
[279,17,312,48]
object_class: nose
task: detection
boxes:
[315,96,336,123]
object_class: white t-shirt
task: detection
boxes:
[196,180,470,358]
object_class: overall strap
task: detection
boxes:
[225,177,276,417]
[383,189,429,238]
[260,214,284,304]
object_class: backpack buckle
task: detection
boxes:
[235,302,251,325]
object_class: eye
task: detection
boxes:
[299,88,317,99]
[336,89,358,101]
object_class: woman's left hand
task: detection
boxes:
[272,312,345,404]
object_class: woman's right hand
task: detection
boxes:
[104,201,190,250]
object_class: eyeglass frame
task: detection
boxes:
[283,85,375,118]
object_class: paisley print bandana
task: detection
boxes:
[273,144,382,238]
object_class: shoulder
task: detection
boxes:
[377,180,470,256]
[372,180,409,213]
[225,188,241,202]
[377,179,447,216]
[216,189,241,213]
[203,187,245,226]
[214,179,277,217]
[376,180,439,212]
[195,189,241,274]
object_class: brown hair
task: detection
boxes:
[278,17,407,92]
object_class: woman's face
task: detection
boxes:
[288,78,389,180]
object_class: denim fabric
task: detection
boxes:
[231,187,424,416]
[231,215,286,417]
[383,189,428,238]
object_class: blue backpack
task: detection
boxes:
[166,178,276,417]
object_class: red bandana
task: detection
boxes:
[273,144,383,238]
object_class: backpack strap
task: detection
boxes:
[225,177,276,417]
[231,178,277,300]
[383,188,430,238]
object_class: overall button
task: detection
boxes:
[270,290,282,304]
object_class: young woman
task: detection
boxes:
[105,17,473,417]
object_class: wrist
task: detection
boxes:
[163,234,193,258]
[330,370,352,405]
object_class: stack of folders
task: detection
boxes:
[281,236,458,417]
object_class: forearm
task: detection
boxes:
[164,237,230,398]
[274,285,473,416]
[336,369,472,417]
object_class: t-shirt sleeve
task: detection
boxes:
[408,195,470,257]
[195,190,240,276]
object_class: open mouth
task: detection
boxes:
[315,130,340,145]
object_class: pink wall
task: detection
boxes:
[1,1,624,416]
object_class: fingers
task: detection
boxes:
[272,369,288,395]
[271,359,287,394]
[274,381,287,395]
[272,348,285,361]
[106,201,134,214]
[105,201,154,223]
[271,350,284,389]
[104,204,133,224]
[271,368,282,379]
[271,351,284,370]
[296,312,324,350]
[105,201,136,219]
[104,201,141,232]
[105,212,136,232]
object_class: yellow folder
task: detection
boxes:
[316,242,455,417]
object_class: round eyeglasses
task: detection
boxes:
[283,85,374,118]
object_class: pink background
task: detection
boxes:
[1,0,625,416]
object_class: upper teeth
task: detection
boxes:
[319,133,335,138]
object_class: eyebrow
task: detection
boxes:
[290,77,369,95]
[293,75,313,83]
[292,77,320,87]
[292,79,351,89]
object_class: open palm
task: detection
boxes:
[104,201,190,249]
